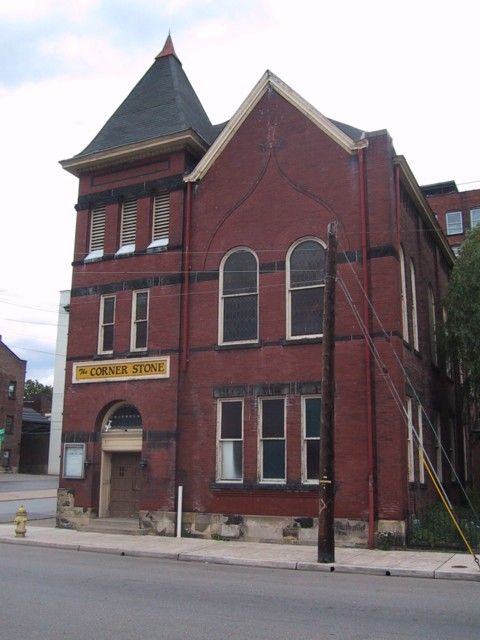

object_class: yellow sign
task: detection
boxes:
[73,356,170,384]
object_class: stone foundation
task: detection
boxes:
[56,490,406,547]
[56,489,95,529]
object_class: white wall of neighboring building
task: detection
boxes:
[48,290,70,475]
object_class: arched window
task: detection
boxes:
[219,249,258,344]
[399,245,409,342]
[287,239,326,338]
[409,259,419,350]
[103,403,142,431]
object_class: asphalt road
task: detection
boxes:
[2,545,479,639]
[0,473,58,523]
[0,497,57,522]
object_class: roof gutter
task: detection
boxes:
[60,130,210,176]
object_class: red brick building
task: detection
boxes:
[0,336,26,471]
[57,37,464,546]
[422,181,480,255]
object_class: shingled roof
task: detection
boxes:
[75,35,215,159]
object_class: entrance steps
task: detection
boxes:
[79,517,148,536]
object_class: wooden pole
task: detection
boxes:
[318,221,337,563]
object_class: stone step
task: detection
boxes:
[79,518,148,536]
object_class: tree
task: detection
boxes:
[24,379,53,401]
[444,226,480,417]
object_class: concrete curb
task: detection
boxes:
[1,532,479,582]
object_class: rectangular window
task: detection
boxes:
[131,290,149,351]
[86,204,106,262]
[470,208,480,229]
[434,413,443,483]
[217,400,243,482]
[449,419,457,482]
[445,211,463,236]
[428,287,437,366]
[148,193,170,251]
[302,396,321,483]
[117,198,137,255]
[417,405,425,484]
[98,295,115,354]
[7,381,16,400]
[462,425,469,482]
[410,261,419,351]
[5,415,14,434]
[407,398,414,482]
[259,398,286,482]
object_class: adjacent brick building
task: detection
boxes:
[0,336,26,471]
[57,37,464,546]
[422,181,480,255]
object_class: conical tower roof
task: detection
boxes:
[73,36,215,161]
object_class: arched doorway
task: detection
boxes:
[99,403,143,518]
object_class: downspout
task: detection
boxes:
[180,181,193,371]
[358,145,376,548]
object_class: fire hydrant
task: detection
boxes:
[14,505,27,537]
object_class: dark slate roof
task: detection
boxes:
[421,181,458,197]
[76,51,215,158]
[22,407,50,425]
[328,118,365,141]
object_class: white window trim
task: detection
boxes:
[434,413,443,483]
[445,210,463,236]
[470,208,480,229]
[409,260,419,351]
[216,398,244,483]
[86,204,106,263]
[301,395,321,484]
[218,247,259,346]
[399,245,409,343]
[407,398,414,482]
[148,193,170,251]
[116,198,137,255]
[130,290,149,352]
[258,397,286,484]
[417,405,425,484]
[98,295,115,355]
[286,237,326,340]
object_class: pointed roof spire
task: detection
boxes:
[156,33,179,62]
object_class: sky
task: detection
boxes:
[0,0,479,385]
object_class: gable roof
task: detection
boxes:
[185,71,368,183]
[61,36,215,175]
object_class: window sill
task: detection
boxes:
[115,244,136,258]
[215,342,261,351]
[147,239,169,253]
[282,337,322,346]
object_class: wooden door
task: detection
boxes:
[109,452,141,517]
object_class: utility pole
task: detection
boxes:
[318,221,337,563]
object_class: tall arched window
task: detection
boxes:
[287,239,326,338]
[409,259,419,350]
[219,248,258,344]
[399,245,409,342]
[427,285,437,365]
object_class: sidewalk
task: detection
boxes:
[0,522,478,582]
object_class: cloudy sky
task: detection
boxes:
[0,0,478,385]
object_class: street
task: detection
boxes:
[2,545,479,639]
[0,473,57,523]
